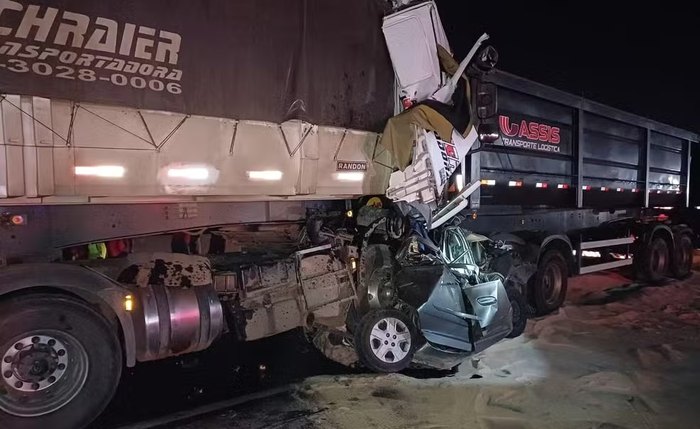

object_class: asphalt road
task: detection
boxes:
[92,330,350,429]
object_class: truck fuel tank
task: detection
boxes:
[119,253,225,362]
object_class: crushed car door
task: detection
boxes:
[461,280,513,352]
[395,235,474,351]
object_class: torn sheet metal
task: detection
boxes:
[214,245,356,341]
[382,1,450,103]
[298,247,357,328]
[311,328,359,367]
[380,105,455,170]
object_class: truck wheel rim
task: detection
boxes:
[0,330,89,417]
[369,317,411,363]
[543,265,562,306]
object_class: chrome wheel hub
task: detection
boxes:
[1,335,68,392]
[0,331,88,417]
[369,317,411,363]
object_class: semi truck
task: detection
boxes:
[0,1,698,428]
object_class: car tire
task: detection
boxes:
[671,234,693,279]
[354,309,416,373]
[506,286,528,338]
[0,294,122,429]
[532,250,568,316]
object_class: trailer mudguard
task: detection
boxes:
[485,231,572,297]
[541,234,574,261]
[643,224,674,246]
[0,263,137,366]
[494,231,573,266]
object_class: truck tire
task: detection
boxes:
[0,294,122,429]
[354,309,416,373]
[506,286,528,338]
[671,234,693,279]
[641,236,670,283]
[532,250,568,316]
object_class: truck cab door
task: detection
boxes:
[382,1,451,107]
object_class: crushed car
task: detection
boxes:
[318,206,528,373]
[206,1,520,373]
[112,1,520,375]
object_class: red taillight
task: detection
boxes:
[536,182,548,189]
[1,213,27,226]
[10,215,25,225]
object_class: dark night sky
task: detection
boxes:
[437,1,700,134]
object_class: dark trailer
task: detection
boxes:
[460,69,700,314]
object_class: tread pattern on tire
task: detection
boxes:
[532,250,568,316]
[642,237,670,283]
[671,233,693,279]
[506,286,528,338]
[0,294,122,429]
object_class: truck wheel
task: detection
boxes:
[0,294,122,429]
[354,309,416,373]
[671,234,693,279]
[641,237,670,283]
[506,286,528,338]
[532,250,568,316]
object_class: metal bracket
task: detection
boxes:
[280,122,315,157]
[430,180,481,230]
[157,115,189,151]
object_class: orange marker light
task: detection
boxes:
[124,295,134,312]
